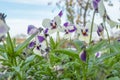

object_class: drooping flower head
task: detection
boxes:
[97,23,104,36]
[93,0,101,11]
[0,13,9,38]
[79,50,86,62]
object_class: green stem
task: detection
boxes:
[89,11,96,44]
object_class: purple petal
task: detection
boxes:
[98,24,104,32]
[58,10,63,17]
[80,50,86,62]
[97,30,100,36]
[95,52,101,58]
[28,41,36,48]
[44,28,49,34]
[37,36,45,43]
[93,0,100,10]
[68,26,77,33]
[64,22,69,27]
[27,25,38,35]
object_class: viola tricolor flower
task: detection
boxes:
[97,23,104,36]
[93,0,100,11]
[0,13,9,38]
[42,10,63,34]
[79,50,86,62]
[27,25,49,57]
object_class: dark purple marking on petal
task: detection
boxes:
[27,25,36,34]
[50,20,57,29]
[58,10,63,17]
[80,50,86,62]
[64,22,69,27]
[81,29,88,36]
[68,26,77,33]
[29,41,36,48]
[37,36,45,43]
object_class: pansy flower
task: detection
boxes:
[0,13,9,38]
[27,25,49,57]
[62,22,77,39]
[42,10,63,34]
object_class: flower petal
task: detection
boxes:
[28,41,36,48]
[42,19,51,28]
[37,36,45,43]
[63,22,69,27]
[79,50,86,62]
[54,16,61,26]
[27,25,38,35]
[58,10,63,17]
[0,19,9,37]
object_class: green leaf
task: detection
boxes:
[87,40,108,54]
[106,76,120,80]
[53,49,79,59]
[25,55,35,63]
[72,40,84,52]
[49,37,56,49]
[15,32,37,55]
[0,45,5,52]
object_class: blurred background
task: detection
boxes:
[0,0,120,39]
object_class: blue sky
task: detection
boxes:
[0,0,61,37]
[0,0,120,37]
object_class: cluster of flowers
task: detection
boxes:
[0,0,110,62]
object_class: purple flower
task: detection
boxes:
[79,50,86,62]
[93,0,100,11]
[37,36,45,43]
[97,23,104,36]
[58,10,63,17]
[27,25,38,35]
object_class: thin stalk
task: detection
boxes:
[89,11,96,44]
[83,0,90,26]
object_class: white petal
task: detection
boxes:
[98,0,106,17]
[54,16,61,26]
[42,19,51,28]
